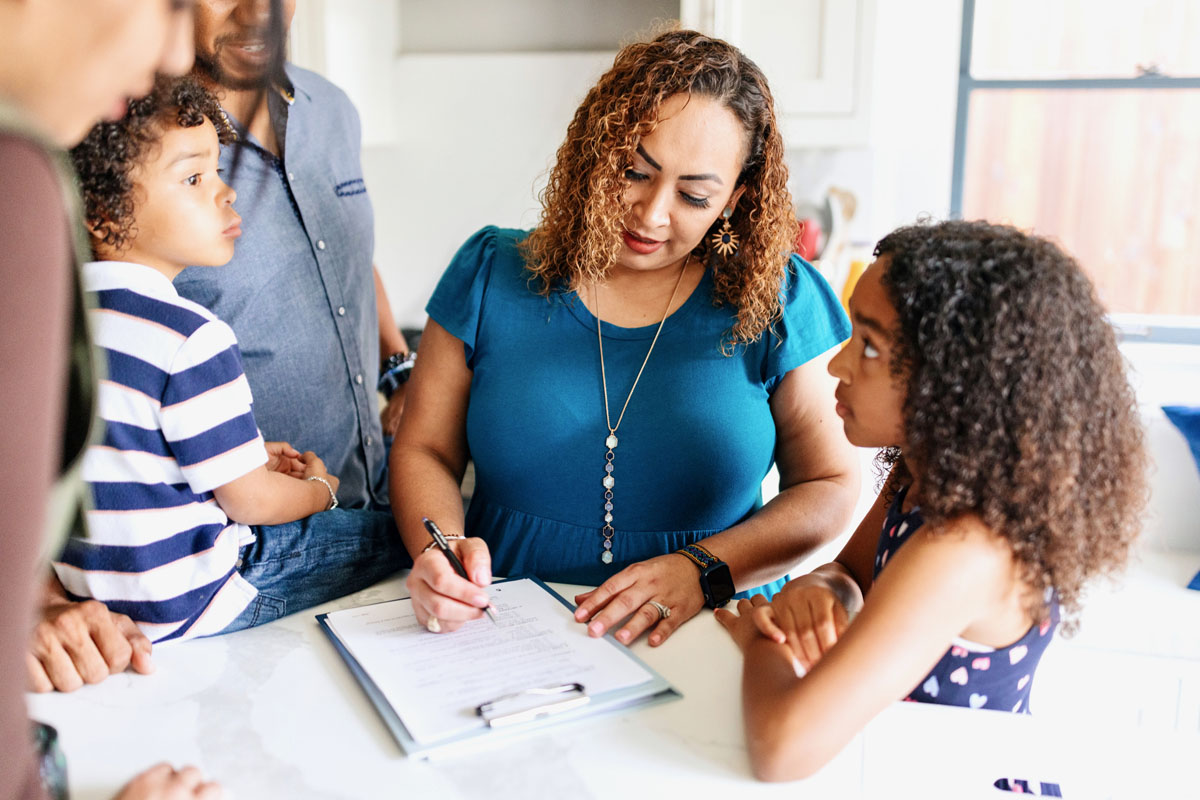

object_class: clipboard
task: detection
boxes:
[317,576,680,758]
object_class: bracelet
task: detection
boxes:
[421,534,465,553]
[378,350,417,399]
[676,543,719,570]
[306,476,338,511]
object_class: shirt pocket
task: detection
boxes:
[334,177,367,198]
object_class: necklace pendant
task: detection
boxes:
[606,434,619,449]
[601,549,614,564]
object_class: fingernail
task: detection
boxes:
[617,630,630,643]
[474,570,490,585]
[474,595,489,607]
[588,622,603,636]
[650,635,661,646]
[574,609,588,620]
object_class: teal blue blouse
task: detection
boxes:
[427,227,850,595]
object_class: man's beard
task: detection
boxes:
[195,39,274,91]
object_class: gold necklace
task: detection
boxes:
[595,256,690,564]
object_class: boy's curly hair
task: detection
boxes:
[876,220,1146,627]
[521,28,795,350]
[71,75,233,253]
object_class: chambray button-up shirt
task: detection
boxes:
[176,64,387,509]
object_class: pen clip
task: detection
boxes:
[422,516,450,550]
[475,683,589,728]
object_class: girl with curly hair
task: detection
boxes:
[392,29,859,645]
[717,219,1147,781]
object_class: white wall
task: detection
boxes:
[352,0,965,329]
[362,52,613,328]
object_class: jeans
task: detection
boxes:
[221,507,411,633]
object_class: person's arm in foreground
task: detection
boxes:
[575,349,861,645]
[1,138,222,797]
[1,133,74,795]
[718,512,1013,781]
[389,319,492,631]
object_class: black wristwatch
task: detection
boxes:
[677,543,735,608]
[378,350,417,399]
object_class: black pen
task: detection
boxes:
[422,517,498,624]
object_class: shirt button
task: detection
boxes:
[337,306,346,316]
[365,436,374,447]
[287,171,295,181]
[355,373,364,385]
[316,239,326,250]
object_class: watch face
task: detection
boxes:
[703,562,736,608]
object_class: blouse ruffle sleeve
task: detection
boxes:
[425,225,502,369]
[762,254,851,394]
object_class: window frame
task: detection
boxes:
[950,0,1200,344]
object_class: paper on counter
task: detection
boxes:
[322,578,653,744]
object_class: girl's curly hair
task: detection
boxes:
[71,75,233,253]
[522,28,795,349]
[876,220,1146,627]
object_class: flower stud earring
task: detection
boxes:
[711,207,739,257]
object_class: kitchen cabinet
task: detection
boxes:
[682,0,877,147]
[292,0,875,149]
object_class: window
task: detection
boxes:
[951,0,1200,343]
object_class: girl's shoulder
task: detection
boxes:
[899,510,1021,602]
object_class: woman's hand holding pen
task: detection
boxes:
[408,535,493,633]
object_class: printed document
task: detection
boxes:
[321,577,655,744]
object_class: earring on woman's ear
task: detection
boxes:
[711,207,739,257]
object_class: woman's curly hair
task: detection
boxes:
[876,220,1146,627]
[522,28,795,349]
[71,75,233,253]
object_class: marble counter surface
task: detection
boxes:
[27,575,1194,799]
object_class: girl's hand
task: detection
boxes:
[572,553,705,647]
[763,576,851,672]
[264,441,303,477]
[408,537,493,634]
[715,595,772,654]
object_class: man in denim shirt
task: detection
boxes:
[176,0,412,511]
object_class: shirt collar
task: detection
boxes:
[83,260,181,299]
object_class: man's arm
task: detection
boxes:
[375,265,408,363]
[374,265,410,435]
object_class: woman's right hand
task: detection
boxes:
[408,537,493,633]
[753,576,851,673]
[114,763,222,799]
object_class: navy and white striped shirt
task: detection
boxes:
[54,261,267,642]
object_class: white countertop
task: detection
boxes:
[27,575,1195,800]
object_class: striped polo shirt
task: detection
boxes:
[53,261,267,642]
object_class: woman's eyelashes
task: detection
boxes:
[622,169,712,208]
[184,173,201,186]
